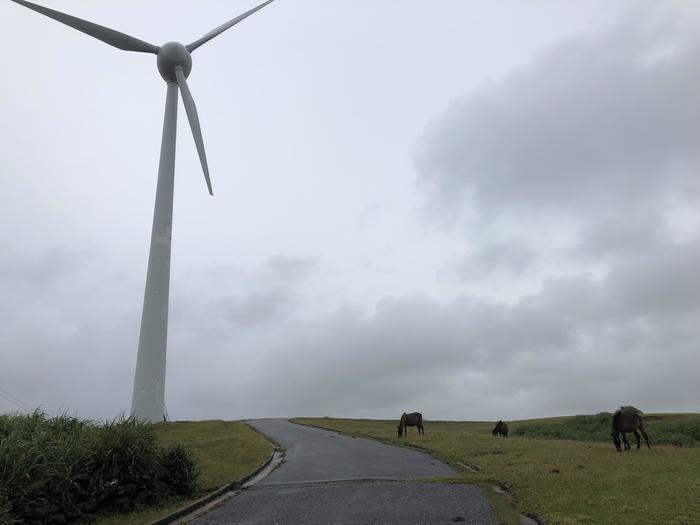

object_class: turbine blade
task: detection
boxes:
[174,68,213,196]
[187,0,274,53]
[9,0,159,54]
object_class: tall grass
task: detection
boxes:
[513,412,700,446]
[0,411,199,524]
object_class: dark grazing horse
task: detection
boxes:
[611,409,651,452]
[397,412,424,437]
[492,420,509,438]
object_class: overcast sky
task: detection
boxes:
[1,0,698,422]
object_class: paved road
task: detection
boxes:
[190,419,500,524]
[252,418,455,484]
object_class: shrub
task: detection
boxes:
[513,413,700,447]
[514,413,613,442]
[0,411,200,524]
[0,411,95,523]
[87,416,172,512]
[0,486,21,525]
[159,443,200,495]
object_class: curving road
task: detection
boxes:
[190,419,500,524]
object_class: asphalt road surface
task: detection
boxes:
[189,419,500,524]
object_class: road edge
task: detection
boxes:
[290,418,543,525]
[146,424,280,525]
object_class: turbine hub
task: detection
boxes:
[157,42,192,82]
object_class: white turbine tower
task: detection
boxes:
[10,0,275,422]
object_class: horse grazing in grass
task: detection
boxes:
[611,409,650,452]
[397,412,424,437]
[492,420,509,438]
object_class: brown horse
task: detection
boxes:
[492,420,508,438]
[611,409,650,452]
[397,412,424,437]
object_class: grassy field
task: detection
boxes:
[513,412,700,447]
[294,415,700,525]
[95,420,273,525]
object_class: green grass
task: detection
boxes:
[94,420,273,525]
[514,412,700,447]
[294,415,700,525]
[151,420,273,491]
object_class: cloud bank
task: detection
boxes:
[2,5,699,421]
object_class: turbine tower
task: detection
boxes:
[10,0,275,422]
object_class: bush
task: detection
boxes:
[0,412,95,523]
[0,411,200,524]
[159,443,200,495]
[513,413,700,447]
[644,419,700,447]
[88,416,172,512]
[0,486,21,525]
[514,413,613,442]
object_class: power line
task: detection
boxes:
[0,391,29,413]
[0,386,33,413]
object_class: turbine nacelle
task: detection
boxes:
[157,42,192,82]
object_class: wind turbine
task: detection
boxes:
[9,0,275,422]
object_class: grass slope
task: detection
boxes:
[95,420,273,525]
[514,412,700,447]
[294,415,700,525]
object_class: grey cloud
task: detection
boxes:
[171,255,319,330]
[0,246,92,294]
[418,13,700,222]
[235,293,694,420]
[519,238,700,325]
[235,237,700,420]
[606,238,700,317]
[3,237,698,421]
[571,212,666,261]
[0,249,316,419]
[455,236,540,279]
[221,290,288,327]
[4,2,698,424]
[0,247,140,418]
[264,255,318,282]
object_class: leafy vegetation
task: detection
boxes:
[0,411,199,524]
[514,412,700,447]
[94,419,274,525]
[150,419,274,491]
[294,415,700,524]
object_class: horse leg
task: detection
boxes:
[612,431,621,451]
[632,430,641,449]
[641,428,651,449]
[622,432,631,451]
